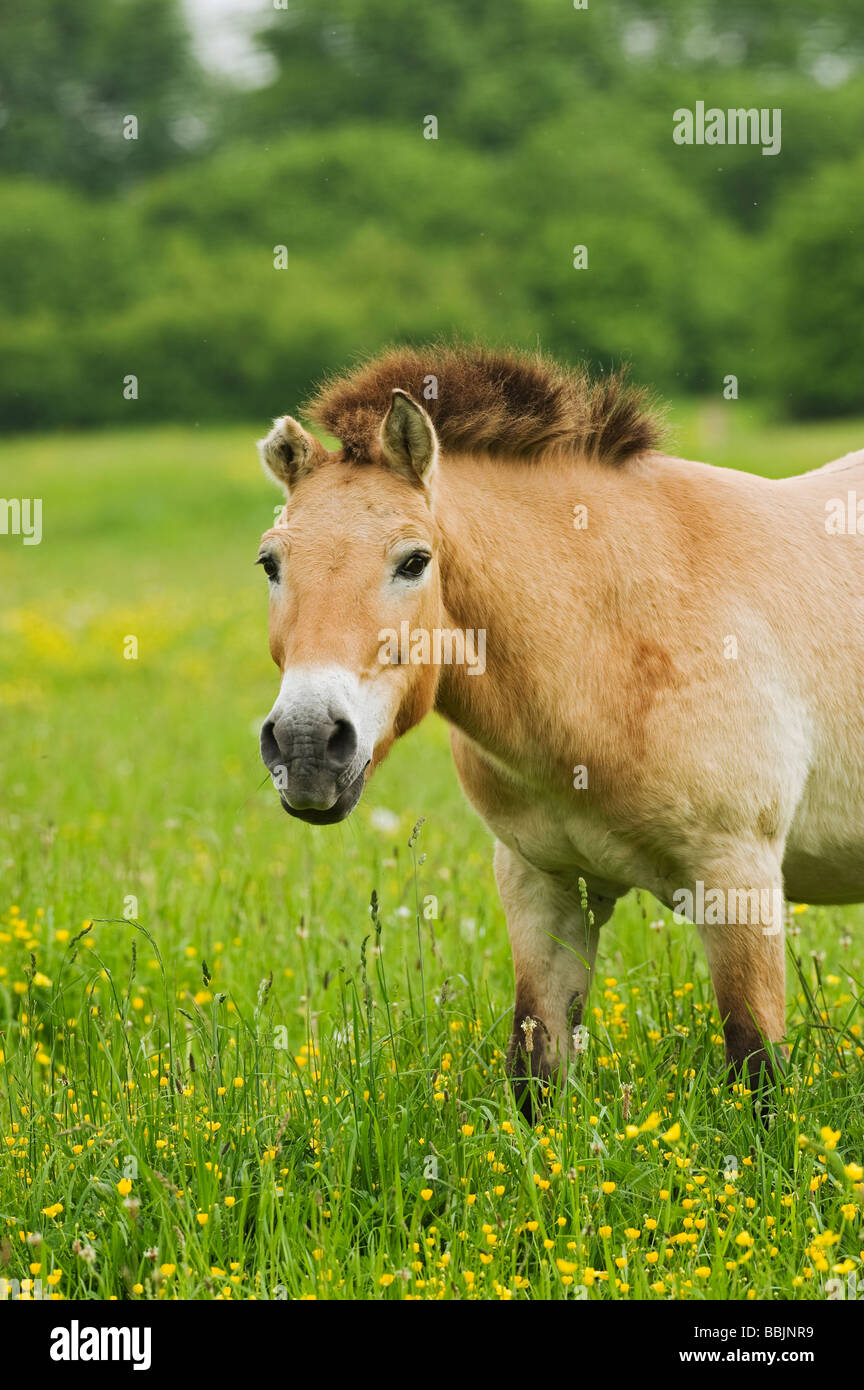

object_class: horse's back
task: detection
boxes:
[810,446,864,476]
[780,446,864,488]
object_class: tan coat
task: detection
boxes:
[256,347,864,1105]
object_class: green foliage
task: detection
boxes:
[762,153,864,416]
[0,0,205,190]
[0,0,861,427]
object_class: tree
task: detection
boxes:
[0,0,207,190]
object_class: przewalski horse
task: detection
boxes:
[254,345,864,1110]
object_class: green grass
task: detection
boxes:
[0,405,862,1301]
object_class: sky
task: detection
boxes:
[182,0,277,86]
[181,0,855,90]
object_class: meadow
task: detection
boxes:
[1,402,862,1301]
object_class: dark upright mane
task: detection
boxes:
[306,344,663,466]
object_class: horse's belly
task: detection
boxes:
[782,847,864,904]
[487,799,666,901]
[784,753,864,904]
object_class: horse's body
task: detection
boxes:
[254,347,864,1100]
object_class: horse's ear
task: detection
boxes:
[257,416,326,494]
[379,389,438,485]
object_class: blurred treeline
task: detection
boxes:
[1,0,862,430]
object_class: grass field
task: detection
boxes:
[1,402,863,1302]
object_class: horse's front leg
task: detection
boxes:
[493,840,618,1118]
[690,851,788,1092]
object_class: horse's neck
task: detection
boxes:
[431,449,678,771]
[432,452,594,759]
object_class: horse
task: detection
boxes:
[253,344,864,1110]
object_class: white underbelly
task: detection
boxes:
[784,740,864,903]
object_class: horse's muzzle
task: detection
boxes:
[279,763,368,824]
[260,708,368,823]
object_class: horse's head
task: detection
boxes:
[256,390,442,823]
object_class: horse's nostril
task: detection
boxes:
[326,718,357,769]
[260,718,282,768]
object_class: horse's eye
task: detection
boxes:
[396,551,430,579]
[257,555,279,582]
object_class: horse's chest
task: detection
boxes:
[451,732,662,895]
[487,798,640,894]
